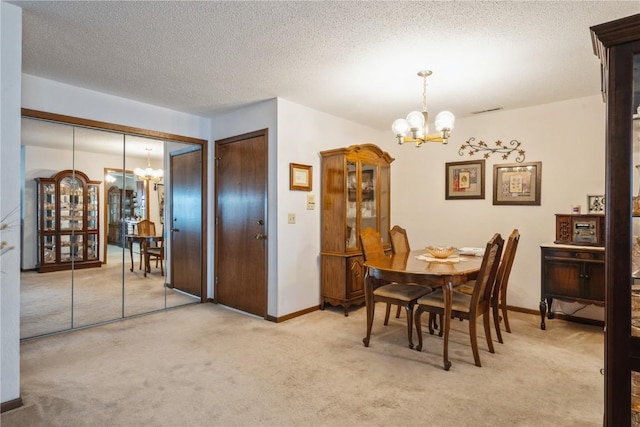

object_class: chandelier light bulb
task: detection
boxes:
[405,110,425,130]
[435,110,455,132]
[391,118,409,137]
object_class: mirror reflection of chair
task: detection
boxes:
[136,219,155,271]
[146,225,164,276]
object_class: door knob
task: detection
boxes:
[255,233,267,240]
[171,228,180,232]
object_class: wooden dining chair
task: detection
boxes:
[145,224,164,276]
[492,229,520,342]
[387,225,411,321]
[360,227,433,349]
[414,233,504,367]
[389,225,410,254]
[455,229,520,343]
[135,219,155,270]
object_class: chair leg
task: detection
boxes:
[414,306,425,352]
[501,291,511,333]
[160,257,164,276]
[493,301,504,344]
[405,303,415,349]
[396,305,402,319]
[483,312,495,354]
[469,317,481,367]
[428,313,435,335]
[384,303,392,325]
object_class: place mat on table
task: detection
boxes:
[458,247,485,256]
[416,254,461,263]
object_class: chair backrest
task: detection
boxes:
[137,219,156,236]
[359,227,385,261]
[389,225,410,254]
[471,233,504,308]
[492,229,520,302]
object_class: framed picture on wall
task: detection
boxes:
[290,163,312,191]
[157,183,165,223]
[493,161,542,205]
[445,160,485,200]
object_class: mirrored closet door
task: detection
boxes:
[20,114,203,339]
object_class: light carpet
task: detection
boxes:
[1,303,604,426]
[20,244,197,339]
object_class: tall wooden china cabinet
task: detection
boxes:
[35,169,101,272]
[591,13,640,426]
[320,144,393,315]
[107,186,134,246]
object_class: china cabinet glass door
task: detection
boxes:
[360,163,378,238]
[346,161,357,250]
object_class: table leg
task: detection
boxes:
[362,269,374,347]
[442,280,452,371]
[143,240,149,277]
[129,237,134,272]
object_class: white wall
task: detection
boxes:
[1,1,22,406]
[22,75,210,139]
[275,98,387,315]
[389,95,606,320]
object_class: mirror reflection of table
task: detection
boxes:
[126,234,163,277]
[363,249,483,370]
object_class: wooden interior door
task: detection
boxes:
[170,147,203,298]
[215,129,267,317]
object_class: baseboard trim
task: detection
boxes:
[507,305,605,328]
[1,397,23,413]
[268,305,320,323]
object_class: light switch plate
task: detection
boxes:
[306,194,315,210]
[288,213,296,224]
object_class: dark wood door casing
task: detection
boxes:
[215,129,268,318]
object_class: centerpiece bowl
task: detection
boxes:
[426,246,457,259]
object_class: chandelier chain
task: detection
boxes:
[422,74,428,112]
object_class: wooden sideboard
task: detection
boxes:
[539,243,605,330]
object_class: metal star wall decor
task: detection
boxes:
[458,137,526,162]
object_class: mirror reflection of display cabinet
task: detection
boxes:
[591,13,640,426]
[35,169,101,272]
[320,143,393,315]
[107,186,135,246]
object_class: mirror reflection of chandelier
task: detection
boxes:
[134,148,163,183]
[391,70,455,147]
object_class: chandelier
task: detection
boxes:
[391,70,455,147]
[134,148,163,184]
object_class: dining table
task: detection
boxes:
[126,234,164,277]
[362,249,484,371]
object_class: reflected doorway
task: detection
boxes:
[104,168,149,263]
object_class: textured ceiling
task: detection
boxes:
[11,1,640,132]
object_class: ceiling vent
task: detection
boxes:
[471,107,503,115]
